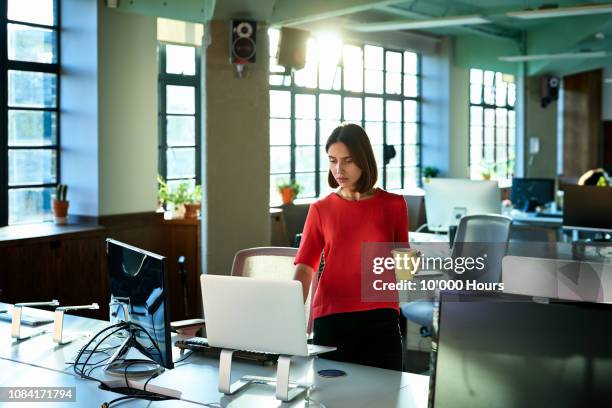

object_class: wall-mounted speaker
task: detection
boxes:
[541,75,560,108]
[230,20,256,65]
[277,27,310,71]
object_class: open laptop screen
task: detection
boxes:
[429,291,612,408]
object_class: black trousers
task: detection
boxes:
[313,308,403,371]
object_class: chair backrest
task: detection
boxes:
[451,214,512,284]
[508,224,558,258]
[230,247,316,334]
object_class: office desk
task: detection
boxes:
[0,304,429,408]
[510,211,563,227]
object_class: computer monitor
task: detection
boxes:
[510,177,555,211]
[429,291,612,408]
[424,178,500,232]
[563,185,612,233]
[106,239,173,369]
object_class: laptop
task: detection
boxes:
[200,274,335,357]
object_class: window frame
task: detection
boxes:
[1,0,61,226]
[157,42,202,187]
[269,34,422,203]
[468,68,516,181]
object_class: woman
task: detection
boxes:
[293,123,409,371]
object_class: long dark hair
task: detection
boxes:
[325,123,378,193]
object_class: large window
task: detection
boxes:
[158,43,201,191]
[469,69,516,181]
[269,29,421,204]
[1,0,60,226]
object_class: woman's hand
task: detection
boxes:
[293,263,314,303]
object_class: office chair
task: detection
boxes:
[401,214,512,332]
[230,247,317,334]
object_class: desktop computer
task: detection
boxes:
[424,178,500,232]
[106,239,174,370]
[429,291,612,408]
[510,177,555,212]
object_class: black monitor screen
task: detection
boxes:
[511,178,555,210]
[107,239,173,369]
[430,291,612,408]
[563,185,612,232]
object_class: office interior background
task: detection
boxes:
[1,0,611,364]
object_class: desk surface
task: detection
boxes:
[0,304,429,408]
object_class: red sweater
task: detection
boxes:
[294,188,409,320]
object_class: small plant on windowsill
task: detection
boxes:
[422,166,439,183]
[277,180,302,205]
[157,176,202,219]
[52,184,69,225]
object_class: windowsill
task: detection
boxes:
[0,218,103,244]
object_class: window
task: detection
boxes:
[1,0,60,226]
[469,69,516,181]
[269,29,421,204]
[158,43,201,191]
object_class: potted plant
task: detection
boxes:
[52,184,69,225]
[183,184,202,219]
[277,180,301,205]
[422,166,439,183]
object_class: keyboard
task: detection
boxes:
[175,337,279,365]
[0,311,53,326]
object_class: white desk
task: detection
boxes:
[0,304,429,408]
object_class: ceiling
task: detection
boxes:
[112,0,612,77]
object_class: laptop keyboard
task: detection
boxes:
[175,337,279,365]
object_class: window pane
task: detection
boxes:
[470,69,483,84]
[496,82,507,106]
[386,51,402,73]
[470,84,482,104]
[319,94,340,120]
[484,85,494,104]
[404,52,417,74]
[483,70,495,86]
[166,85,195,114]
[387,167,401,189]
[404,123,417,144]
[166,148,196,178]
[385,72,401,94]
[8,187,54,225]
[484,109,495,126]
[270,118,290,145]
[365,97,383,121]
[295,146,316,172]
[386,100,401,122]
[365,69,383,94]
[167,116,195,146]
[319,65,341,91]
[269,74,286,86]
[365,122,383,145]
[344,97,362,122]
[320,148,329,171]
[470,106,483,126]
[268,28,280,58]
[167,178,195,192]
[294,41,318,89]
[484,127,495,145]
[508,83,516,107]
[470,126,483,145]
[8,149,56,186]
[403,75,417,97]
[8,110,56,146]
[404,100,417,122]
[320,120,339,141]
[343,45,363,92]
[387,122,401,145]
[166,44,196,75]
[404,167,418,189]
[8,24,56,63]
[270,146,291,173]
[295,172,316,198]
[319,171,333,194]
[296,119,315,145]
[496,108,507,126]
[372,146,383,168]
[404,145,419,166]
[364,45,383,70]
[8,70,57,108]
[270,90,291,118]
[295,94,316,119]
[8,0,55,26]
[269,57,286,74]
[387,144,401,167]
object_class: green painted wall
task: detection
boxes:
[204,20,270,276]
[448,64,470,178]
[98,7,158,215]
[454,34,520,76]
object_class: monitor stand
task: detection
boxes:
[218,349,309,402]
[103,332,164,377]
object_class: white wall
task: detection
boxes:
[97,7,158,215]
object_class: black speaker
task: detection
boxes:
[541,75,560,108]
[277,27,310,71]
[230,20,256,65]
